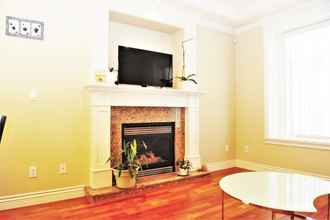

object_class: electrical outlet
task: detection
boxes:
[244,145,249,153]
[28,166,37,178]
[7,17,20,35]
[20,21,31,36]
[59,163,67,174]
[225,145,229,152]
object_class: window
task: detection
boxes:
[266,20,330,148]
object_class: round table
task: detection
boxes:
[219,171,330,220]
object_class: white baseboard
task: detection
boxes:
[235,159,330,181]
[0,185,85,211]
[207,160,236,171]
[207,159,330,181]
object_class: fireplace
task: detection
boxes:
[122,122,175,176]
[86,85,201,189]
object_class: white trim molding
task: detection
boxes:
[207,160,236,172]
[265,139,330,151]
[236,160,330,181]
[0,185,85,211]
[206,159,330,181]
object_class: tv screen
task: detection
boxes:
[118,46,173,87]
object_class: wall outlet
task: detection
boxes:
[59,163,67,174]
[28,166,37,178]
[225,145,229,152]
[244,145,249,153]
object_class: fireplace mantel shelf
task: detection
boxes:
[85,84,205,96]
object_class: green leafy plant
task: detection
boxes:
[106,139,148,178]
[176,159,193,171]
[176,74,198,84]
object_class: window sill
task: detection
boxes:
[265,138,330,151]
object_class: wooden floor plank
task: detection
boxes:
[0,167,328,220]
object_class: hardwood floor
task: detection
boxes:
[0,168,328,220]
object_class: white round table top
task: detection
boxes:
[219,171,330,213]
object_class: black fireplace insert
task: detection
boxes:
[122,122,175,176]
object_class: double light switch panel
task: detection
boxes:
[6,16,44,40]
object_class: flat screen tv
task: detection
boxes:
[118,46,173,87]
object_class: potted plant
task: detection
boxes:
[107,139,147,189]
[176,159,193,176]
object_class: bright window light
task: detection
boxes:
[266,20,330,147]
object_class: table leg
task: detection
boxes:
[272,210,275,220]
[221,190,224,220]
[328,194,330,220]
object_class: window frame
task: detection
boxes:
[264,18,330,150]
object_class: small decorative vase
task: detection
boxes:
[95,71,107,83]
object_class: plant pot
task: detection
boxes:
[177,168,189,176]
[175,80,197,91]
[113,169,136,189]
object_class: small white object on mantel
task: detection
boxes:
[85,84,205,189]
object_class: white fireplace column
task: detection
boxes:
[185,96,201,170]
[89,106,112,189]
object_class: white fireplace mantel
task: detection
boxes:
[85,84,203,189]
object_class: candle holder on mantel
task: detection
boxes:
[95,71,107,83]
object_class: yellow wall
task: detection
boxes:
[235,27,330,176]
[0,0,90,196]
[0,1,236,197]
[197,26,236,164]
[4,0,329,199]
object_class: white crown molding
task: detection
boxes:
[234,0,330,35]
[198,20,234,36]
[107,0,234,36]
[163,0,235,35]
[0,185,85,211]
[234,21,262,35]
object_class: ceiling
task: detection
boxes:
[178,0,308,27]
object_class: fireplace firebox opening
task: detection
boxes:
[122,122,175,176]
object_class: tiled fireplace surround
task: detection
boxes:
[86,86,202,189]
[111,107,185,169]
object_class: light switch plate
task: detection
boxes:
[31,22,42,38]
[20,21,31,36]
[6,16,44,40]
[6,17,20,36]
